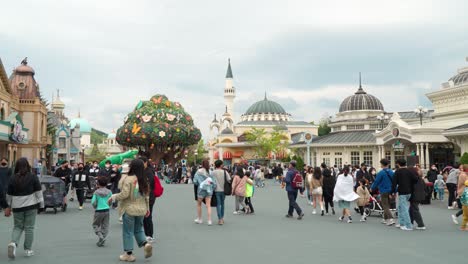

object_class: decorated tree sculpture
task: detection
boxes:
[116,94,202,166]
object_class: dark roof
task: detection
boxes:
[312,131,376,145]
[448,70,468,87]
[339,86,384,113]
[236,120,313,126]
[397,110,433,119]
[291,132,305,144]
[446,123,468,131]
[221,127,234,134]
[226,59,233,78]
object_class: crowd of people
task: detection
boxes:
[191,158,468,233]
[0,157,162,262]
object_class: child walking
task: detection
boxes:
[91,177,112,247]
[459,180,468,231]
[434,174,446,201]
[245,171,255,214]
[356,179,371,222]
[333,166,359,223]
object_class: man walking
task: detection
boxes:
[284,160,304,220]
[392,159,418,231]
[371,159,395,225]
[426,164,438,199]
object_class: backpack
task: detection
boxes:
[460,187,468,206]
[412,177,426,202]
[291,171,304,189]
[153,175,164,198]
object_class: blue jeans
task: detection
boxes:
[436,189,444,200]
[287,191,302,216]
[215,192,226,220]
[398,194,412,229]
[122,213,147,252]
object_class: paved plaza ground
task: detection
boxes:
[0,180,466,264]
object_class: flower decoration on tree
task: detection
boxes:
[159,131,166,138]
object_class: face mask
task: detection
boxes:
[105,165,111,169]
[1,162,7,166]
[78,167,83,170]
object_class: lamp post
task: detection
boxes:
[194,150,198,166]
[376,113,389,130]
[82,146,85,163]
[414,106,428,126]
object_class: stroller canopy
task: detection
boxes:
[40,176,63,183]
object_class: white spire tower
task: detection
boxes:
[224,58,235,116]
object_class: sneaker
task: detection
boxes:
[386,219,395,226]
[325,212,330,216]
[360,216,366,222]
[97,237,106,247]
[312,209,316,215]
[451,215,459,225]
[381,219,388,224]
[218,220,222,225]
[347,218,353,223]
[194,218,203,224]
[395,224,401,228]
[285,214,293,218]
[448,206,454,210]
[120,253,136,262]
[79,206,83,210]
[146,237,155,243]
[207,220,212,226]
[415,226,426,230]
[8,243,16,259]
[400,226,413,231]
[144,243,153,259]
[321,210,324,216]
[25,250,34,257]
[339,216,344,221]
[233,211,241,215]
[297,213,304,220]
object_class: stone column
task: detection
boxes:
[390,149,395,169]
[425,143,430,169]
[219,147,224,161]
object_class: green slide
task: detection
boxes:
[99,150,138,167]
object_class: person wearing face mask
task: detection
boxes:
[426,164,439,200]
[89,161,100,177]
[53,160,72,209]
[72,163,91,210]
[0,158,12,204]
[99,161,113,189]
[109,164,122,209]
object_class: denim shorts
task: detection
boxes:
[197,190,212,199]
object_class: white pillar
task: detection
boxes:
[425,143,430,169]
[219,147,224,161]
[416,143,420,164]
[391,149,395,169]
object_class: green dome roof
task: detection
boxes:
[69,118,92,134]
[244,97,287,115]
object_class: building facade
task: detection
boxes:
[291,59,468,169]
[209,60,318,165]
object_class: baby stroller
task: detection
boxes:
[364,193,384,217]
[39,176,67,214]
[85,176,97,200]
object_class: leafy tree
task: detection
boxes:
[91,128,108,145]
[318,116,332,136]
[460,152,468,165]
[291,155,305,170]
[186,139,207,165]
[85,144,106,163]
[245,127,288,159]
[116,94,201,165]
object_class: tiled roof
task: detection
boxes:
[446,123,468,131]
[397,110,433,120]
[236,120,314,126]
[311,131,376,145]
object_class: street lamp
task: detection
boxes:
[376,113,389,130]
[194,151,198,166]
[82,146,85,163]
[414,105,428,126]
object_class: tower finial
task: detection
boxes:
[21,57,28,65]
[264,91,267,100]
[226,58,233,78]
[78,108,81,118]
[57,89,60,99]
[359,72,362,89]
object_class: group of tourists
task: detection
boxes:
[0,156,163,262]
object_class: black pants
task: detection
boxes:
[76,189,85,206]
[323,194,334,213]
[143,200,155,237]
[358,206,365,216]
[456,198,463,217]
[409,201,425,227]
[447,183,457,207]
[245,197,254,213]
[287,191,302,216]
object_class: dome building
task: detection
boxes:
[69,114,92,148]
[209,60,317,165]
[291,61,468,170]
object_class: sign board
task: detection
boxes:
[392,140,405,151]
[304,132,313,145]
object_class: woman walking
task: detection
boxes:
[71,163,91,210]
[232,166,248,214]
[5,158,44,259]
[356,179,371,222]
[193,160,217,225]
[309,167,324,215]
[333,166,359,223]
[110,159,152,262]
[322,166,336,215]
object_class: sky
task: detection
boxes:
[1,0,468,138]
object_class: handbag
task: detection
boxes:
[223,170,232,195]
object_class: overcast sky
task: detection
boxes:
[1,0,468,137]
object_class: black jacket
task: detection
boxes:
[7,173,44,212]
[426,169,438,183]
[72,169,91,189]
[53,167,72,185]
[0,187,7,209]
[0,166,12,192]
[98,168,113,178]
[145,167,156,202]
[392,167,418,195]
[322,174,336,197]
